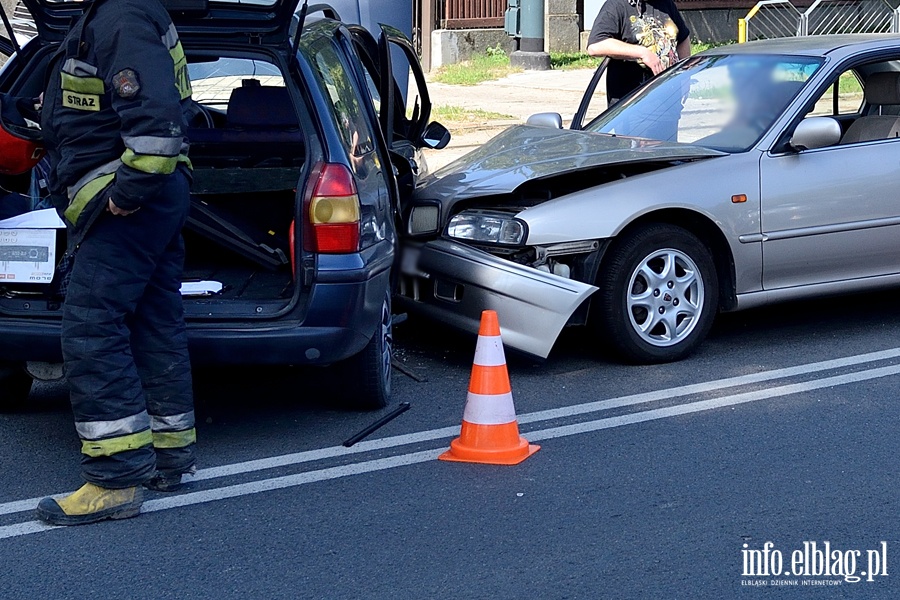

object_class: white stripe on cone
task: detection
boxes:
[462,391,517,425]
[473,334,506,367]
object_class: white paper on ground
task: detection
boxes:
[180,280,223,296]
[0,209,66,229]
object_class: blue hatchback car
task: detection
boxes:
[0,0,449,409]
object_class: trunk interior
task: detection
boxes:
[0,51,305,320]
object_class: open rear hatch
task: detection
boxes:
[21,0,301,46]
[0,11,308,320]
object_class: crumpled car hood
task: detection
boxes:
[416,125,726,202]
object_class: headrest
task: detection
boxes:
[865,72,900,105]
[227,85,299,129]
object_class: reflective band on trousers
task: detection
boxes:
[462,391,518,425]
[75,410,151,441]
[152,428,197,449]
[81,430,153,457]
[473,335,506,367]
[150,410,195,433]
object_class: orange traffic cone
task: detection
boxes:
[439,310,540,465]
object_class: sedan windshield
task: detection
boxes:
[585,54,823,152]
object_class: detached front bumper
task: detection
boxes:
[398,239,597,358]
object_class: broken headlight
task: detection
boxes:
[446,210,527,246]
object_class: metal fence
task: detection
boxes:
[438,0,506,29]
[740,0,900,40]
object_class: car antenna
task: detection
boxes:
[291,0,309,52]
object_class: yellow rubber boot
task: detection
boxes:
[36,483,143,526]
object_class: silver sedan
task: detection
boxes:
[399,35,900,363]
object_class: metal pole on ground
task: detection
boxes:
[510,0,551,70]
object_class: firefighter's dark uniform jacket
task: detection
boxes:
[42,0,192,240]
[41,0,196,487]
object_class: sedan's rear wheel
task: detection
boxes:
[593,224,718,363]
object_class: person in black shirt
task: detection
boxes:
[587,0,691,105]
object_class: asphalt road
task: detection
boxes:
[2,289,899,599]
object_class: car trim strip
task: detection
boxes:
[763,215,900,241]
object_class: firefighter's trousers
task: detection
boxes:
[61,170,195,488]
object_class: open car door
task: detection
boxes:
[570,58,609,131]
[348,24,449,162]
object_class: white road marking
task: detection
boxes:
[2,346,899,519]
[527,364,900,441]
[1,360,898,541]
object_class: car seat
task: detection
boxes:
[840,72,900,144]
[187,80,304,166]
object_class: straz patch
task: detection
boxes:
[62,91,100,111]
[113,68,141,99]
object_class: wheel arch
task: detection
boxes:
[608,209,737,312]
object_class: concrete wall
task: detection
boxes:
[545,0,581,52]
[430,28,517,70]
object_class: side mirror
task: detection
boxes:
[526,112,563,129]
[790,117,841,151]
[420,121,451,150]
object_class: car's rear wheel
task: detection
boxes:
[593,224,718,363]
[339,288,392,410]
[0,361,34,412]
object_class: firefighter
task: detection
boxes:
[36,0,196,526]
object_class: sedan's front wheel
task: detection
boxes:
[593,224,718,363]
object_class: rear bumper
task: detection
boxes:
[0,311,380,367]
[397,239,597,358]
[0,243,393,367]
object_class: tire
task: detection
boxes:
[339,288,393,410]
[0,362,34,412]
[593,224,719,364]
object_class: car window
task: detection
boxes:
[304,35,376,168]
[348,27,427,147]
[188,58,285,109]
[807,70,864,117]
[586,54,822,152]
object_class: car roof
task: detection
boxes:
[703,34,900,58]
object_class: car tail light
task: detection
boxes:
[305,163,360,253]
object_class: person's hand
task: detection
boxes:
[107,198,138,216]
[638,47,664,76]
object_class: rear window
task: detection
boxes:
[188,58,284,108]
